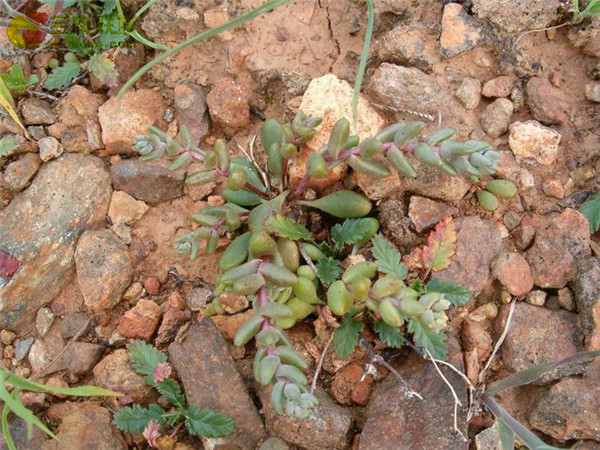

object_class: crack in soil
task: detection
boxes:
[318,0,341,70]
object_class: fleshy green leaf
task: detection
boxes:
[373,319,405,348]
[332,316,363,360]
[183,405,235,438]
[44,62,81,90]
[580,191,600,234]
[113,404,166,433]
[266,214,311,240]
[316,257,341,285]
[0,136,18,158]
[157,379,185,408]
[87,53,118,87]
[371,234,408,279]
[128,340,167,386]
[425,279,471,306]
[331,218,374,251]
[408,319,447,360]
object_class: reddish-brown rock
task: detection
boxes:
[408,196,458,233]
[331,363,373,406]
[43,401,127,450]
[439,3,482,58]
[3,153,41,191]
[21,98,56,125]
[173,83,209,143]
[98,89,166,154]
[574,258,600,351]
[93,349,154,406]
[117,299,161,340]
[168,320,266,448]
[491,252,534,297]
[155,307,191,348]
[526,77,569,125]
[108,190,149,225]
[501,303,581,382]
[205,79,249,134]
[482,76,514,98]
[210,310,254,341]
[75,230,133,311]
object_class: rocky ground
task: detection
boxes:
[0,0,599,449]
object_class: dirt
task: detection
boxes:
[1,0,600,449]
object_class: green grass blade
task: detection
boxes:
[486,350,600,396]
[0,375,57,440]
[4,371,118,397]
[497,419,514,450]
[118,0,292,97]
[481,394,560,450]
[2,397,16,450]
[352,0,374,127]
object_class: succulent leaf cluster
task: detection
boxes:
[131,111,516,418]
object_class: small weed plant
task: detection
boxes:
[112,341,234,445]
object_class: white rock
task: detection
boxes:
[289,74,385,189]
[508,120,561,166]
[38,136,64,162]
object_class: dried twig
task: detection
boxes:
[478,298,516,384]
[359,335,423,399]
[425,348,467,442]
[237,135,270,190]
[310,334,333,394]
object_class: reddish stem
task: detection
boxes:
[244,182,271,199]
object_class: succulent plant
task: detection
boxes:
[132,111,517,418]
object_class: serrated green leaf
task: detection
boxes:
[580,191,600,234]
[184,405,235,438]
[333,316,363,360]
[128,340,167,386]
[316,257,341,285]
[113,404,166,433]
[266,214,311,240]
[87,53,118,87]
[425,279,471,306]
[408,319,447,360]
[373,319,405,348]
[157,379,185,408]
[318,242,335,257]
[96,12,128,50]
[101,0,117,15]
[0,136,18,157]
[371,235,408,279]
[331,219,374,251]
[44,62,80,90]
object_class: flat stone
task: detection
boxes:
[168,320,266,449]
[4,153,41,192]
[43,401,127,450]
[108,190,149,225]
[75,230,133,311]
[482,76,513,98]
[526,209,590,288]
[35,307,55,336]
[21,98,56,125]
[260,387,353,450]
[501,302,582,382]
[290,74,385,191]
[0,155,111,331]
[574,258,600,351]
[526,77,569,125]
[14,337,34,361]
[408,196,459,233]
[435,216,502,293]
[93,349,154,405]
[439,3,482,58]
[110,159,184,204]
[98,89,167,154]
[173,83,210,143]
[376,25,435,72]
[529,360,600,442]
[360,339,467,450]
[155,307,191,348]
[509,120,561,166]
[472,0,561,33]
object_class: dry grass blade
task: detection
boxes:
[486,350,600,396]
[0,77,26,133]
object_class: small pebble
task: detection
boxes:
[526,290,547,306]
[4,345,15,359]
[186,287,212,311]
[35,307,55,336]
[14,337,34,361]
[0,330,16,345]
[557,288,576,312]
